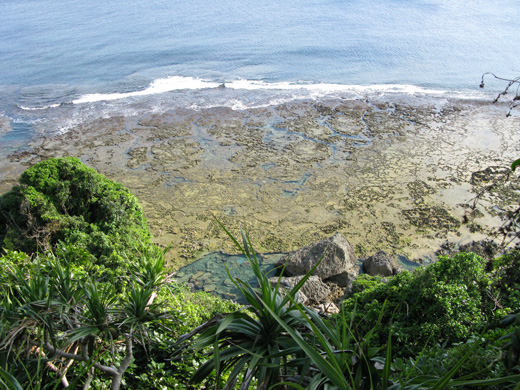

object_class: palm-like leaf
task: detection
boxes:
[79,279,119,341]
[0,366,24,390]
[47,254,82,307]
[183,222,316,389]
[130,245,167,289]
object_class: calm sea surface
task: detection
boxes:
[1,0,519,144]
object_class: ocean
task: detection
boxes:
[1,0,519,150]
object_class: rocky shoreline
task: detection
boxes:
[1,96,519,269]
[269,231,501,315]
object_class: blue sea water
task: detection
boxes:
[0,0,519,141]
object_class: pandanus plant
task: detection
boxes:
[175,221,319,390]
[0,247,170,390]
[177,223,520,390]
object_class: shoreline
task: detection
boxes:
[1,95,519,268]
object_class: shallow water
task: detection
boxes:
[173,252,285,302]
[173,250,422,302]
[1,0,519,144]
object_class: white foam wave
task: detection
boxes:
[72,75,487,106]
[224,80,447,95]
[69,76,492,109]
[19,103,61,111]
[73,76,222,104]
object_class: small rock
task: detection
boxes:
[315,302,340,316]
[326,270,358,288]
[363,250,401,277]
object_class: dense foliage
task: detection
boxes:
[176,228,520,389]
[0,157,519,389]
[0,248,240,390]
[342,252,499,355]
[0,157,152,280]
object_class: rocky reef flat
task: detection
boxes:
[1,96,519,268]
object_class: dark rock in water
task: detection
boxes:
[276,233,357,280]
[402,206,461,231]
[362,250,401,277]
[471,166,510,186]
[269,275,331,305]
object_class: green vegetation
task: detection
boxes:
[343,252,496,354]
[0,157,519,389]
[175,226,520,389]
[0,157,152,280]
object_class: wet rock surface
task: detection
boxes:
[1,97,520,269]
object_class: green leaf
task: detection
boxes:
[261,302,348,390]
[512,158,520,172]
[382,330,392,390]
[429,339,480,390]
[447,374,520,387]
[0,367,23,390]
[500,314,518,327]
[275,382,306,390]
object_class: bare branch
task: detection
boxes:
[480,72,520,116]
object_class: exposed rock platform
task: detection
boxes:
[1,97,519,268]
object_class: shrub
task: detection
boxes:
[0,157,152,279]
[342,252,496,355]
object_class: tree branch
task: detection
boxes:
[480,73,520,116]
[42,341,118,377]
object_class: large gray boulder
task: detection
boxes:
[362,250,401,277]
[269,275,331,305]
[276,233,358,284]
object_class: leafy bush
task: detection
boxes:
[492,250,520,312]
[164,282,241,334]
[0,157,152,279]
[0,249,172,390]
[123,283,242,389]
[342,252,496,355]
